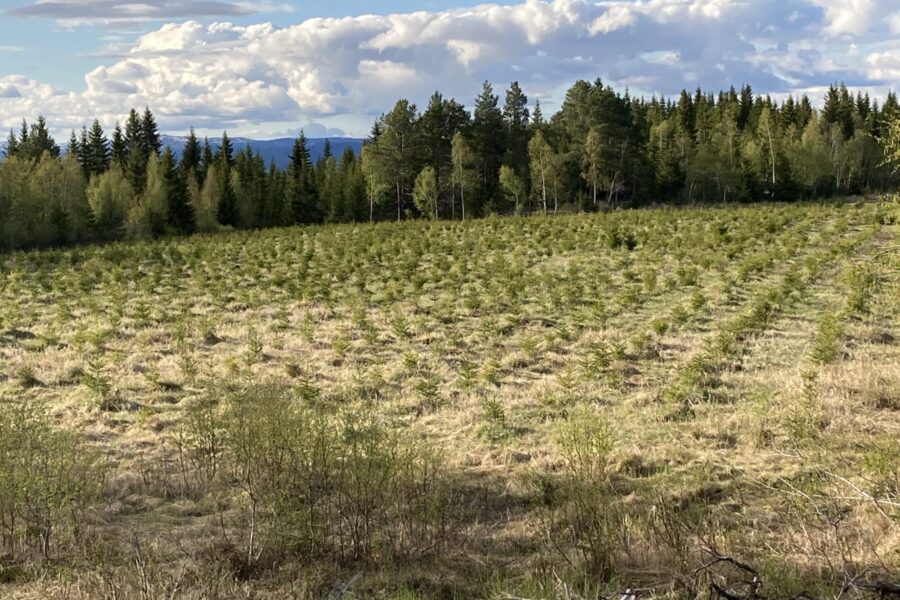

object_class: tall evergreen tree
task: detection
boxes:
[376,100,420,220]
[5,129,18,157]
[110,123,127,169]
[286,132,317,223]
[215,132,234,169]
[86,120,110,178]
[141,107,162,156]
[161,147,193,233]
[471,81,505,213]
[124,109,146,192]
[503,81,530,176]
[66,130,80,161]
[200,138,214,183]
[181,127,202,181]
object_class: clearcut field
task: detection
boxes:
[1,199,898,599]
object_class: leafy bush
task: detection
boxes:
[536,409,626,579]
[0,402,103,561]
[180,384,452,567]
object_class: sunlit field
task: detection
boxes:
[1,198,898,599]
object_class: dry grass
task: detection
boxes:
[0,199,897,598]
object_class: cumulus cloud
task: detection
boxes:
[807,0,897,37]
[0,0,898,137]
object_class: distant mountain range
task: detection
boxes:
[0,135,365,169]
[160,135,364,169]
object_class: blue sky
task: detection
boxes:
[0,0,898,138]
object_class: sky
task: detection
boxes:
[0,0,898,139]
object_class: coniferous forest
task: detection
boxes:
[1,80,898,251]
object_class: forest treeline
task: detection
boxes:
[2,81,899,250]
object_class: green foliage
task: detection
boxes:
[412,165,438,219]
[87,165,134,239]
[2,80,898,253]
[544,409,625,578]
[810,314,843,365]
[0,402,103,561]
[180,384,452,565]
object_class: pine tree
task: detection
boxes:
[419,92,469,216]
[503,81,530,176]
[471,81,504,213]
[377,100,420,220]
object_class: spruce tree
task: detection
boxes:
[738,84,753,130]
[78,127,89,175]
[18,119,28,148]
[141,107,162,156]
[215,135,238,226]
[66,131,80,161]
[124,109,146,191]
[110,123,127,168]
[531,101,545,132]
[181,127,201,182]
[215,132,234,169]
[162,147,193,233]
[286,132,317,223]
[86,120,110,178]
[5,129,18,157]
[27,116,59,159]
[200,138,214,184]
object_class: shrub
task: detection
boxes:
[0,402,103,561]
[181,384,452,568]
[538,409,626,579]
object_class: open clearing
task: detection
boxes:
[0,200,898,599]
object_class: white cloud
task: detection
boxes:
[807,0,896,37]
[0,0,898,137]
[7,0,283,27]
